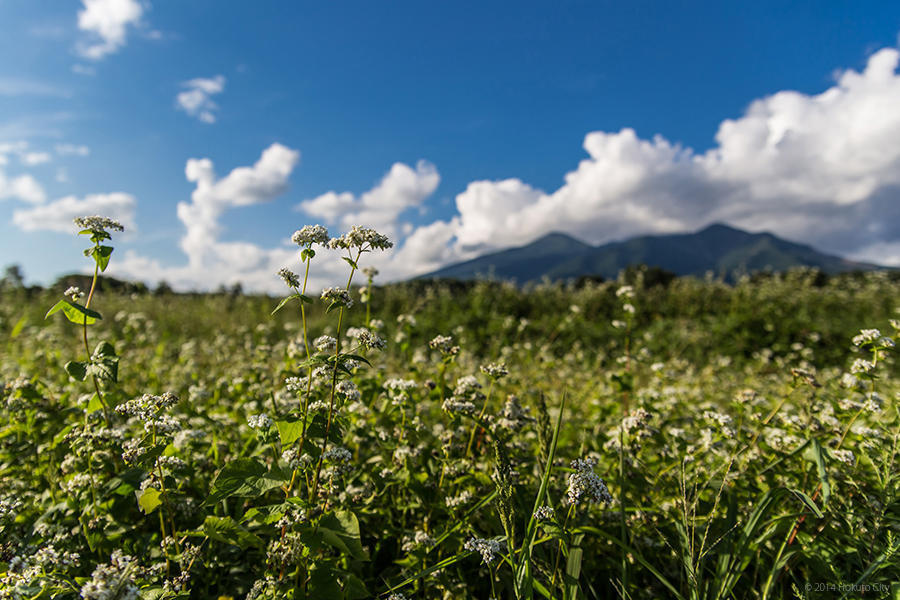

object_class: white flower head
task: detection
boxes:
[327,226,393,250]
[74,215,125,235]
[247,414,273,430]
[277,268,300,288]
[566,457,613,505]
[321,287,353,308]
[292,224,329,246]
[464,537,502,565]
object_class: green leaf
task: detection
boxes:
[205,458,288,506]
[203,515,264,549]
[343,574,369,599]
[300,247,315,261]
[86,393,104,413]
[276,418,304,446]
[318,510,368,560]
[64,361,88,381]
[89,356,119,383]
[341,256,358,270]
[789,488,824,519]
[10,316,26,338]
[516,392,566,599]
[564,533,584,600]
[136,487,162,514]
[91,245,114,272]
[308,565,343,600]
[93,341,117,357]
[45,299,102,325]
[271,293,300,315]
[803,439,831,505]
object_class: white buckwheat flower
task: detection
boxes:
[464,537,502,565]
[850,358,874,374]
[277,268,300,288]
[292,224,329,246]
[533,505,554,521]
[65,286,84,301]
[314,335,337,353]
[74,215,125,234]
[327,226,393,250]
[566,457,613,505]
[247,414,273,430]
[480,362,508,379]
[852,329,882,347]
[79,550,138,600]
[321,287,353,308]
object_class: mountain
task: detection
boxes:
[419,223,883,284]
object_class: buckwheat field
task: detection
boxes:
[2,218,898,600]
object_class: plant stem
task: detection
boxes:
[82,259,111,425]
[310,249,360,502]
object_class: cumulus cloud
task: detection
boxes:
[0,172,46,205]
[72,42,900,291]
[176,76,226,124]
[12,193,136,232]
[76,0,143,60]
[387,46,900,273]
[113,144,310,291]
[299,160,439,242]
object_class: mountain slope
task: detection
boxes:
[419,223,882,283]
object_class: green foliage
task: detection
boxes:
[3,264,900,599]
[45,298,102,325]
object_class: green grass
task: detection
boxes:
[1,268,898,599]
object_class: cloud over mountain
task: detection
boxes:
[390,47,900,274]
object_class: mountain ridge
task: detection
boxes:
[418,223,884,284]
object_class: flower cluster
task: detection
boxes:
[566,457,613,505]
[79,550,139,600]
[347,327,386,350]
[314,335,337,353]
[454,375,482,396]
[533,505,554,522]
[464,537,502,565]
[277,268,300,288]
[292,224,330,246]
[384,378,417,403]
[74,215,125,234]
[496,394,534,430]
[65,286,84,302]
[321,287,353,308]
[115,392,179,421]
[327,226,392,250]
[247,414,273,430]
[480,362,509,379]
[442,397,476,415]
[429,334,459,356]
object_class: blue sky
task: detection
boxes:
[2,1,900,291]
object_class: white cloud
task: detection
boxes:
[0,143,46,204]
[0,172,46,205]
[386,46,900,273]
[176,76,226,124]
[71,42,900,291]
[12,193,136,232]
[76,0,143,60]
[299,160,440,241]
[55,144,91,157]
[113,144,309,292]
[21,152,52,166]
